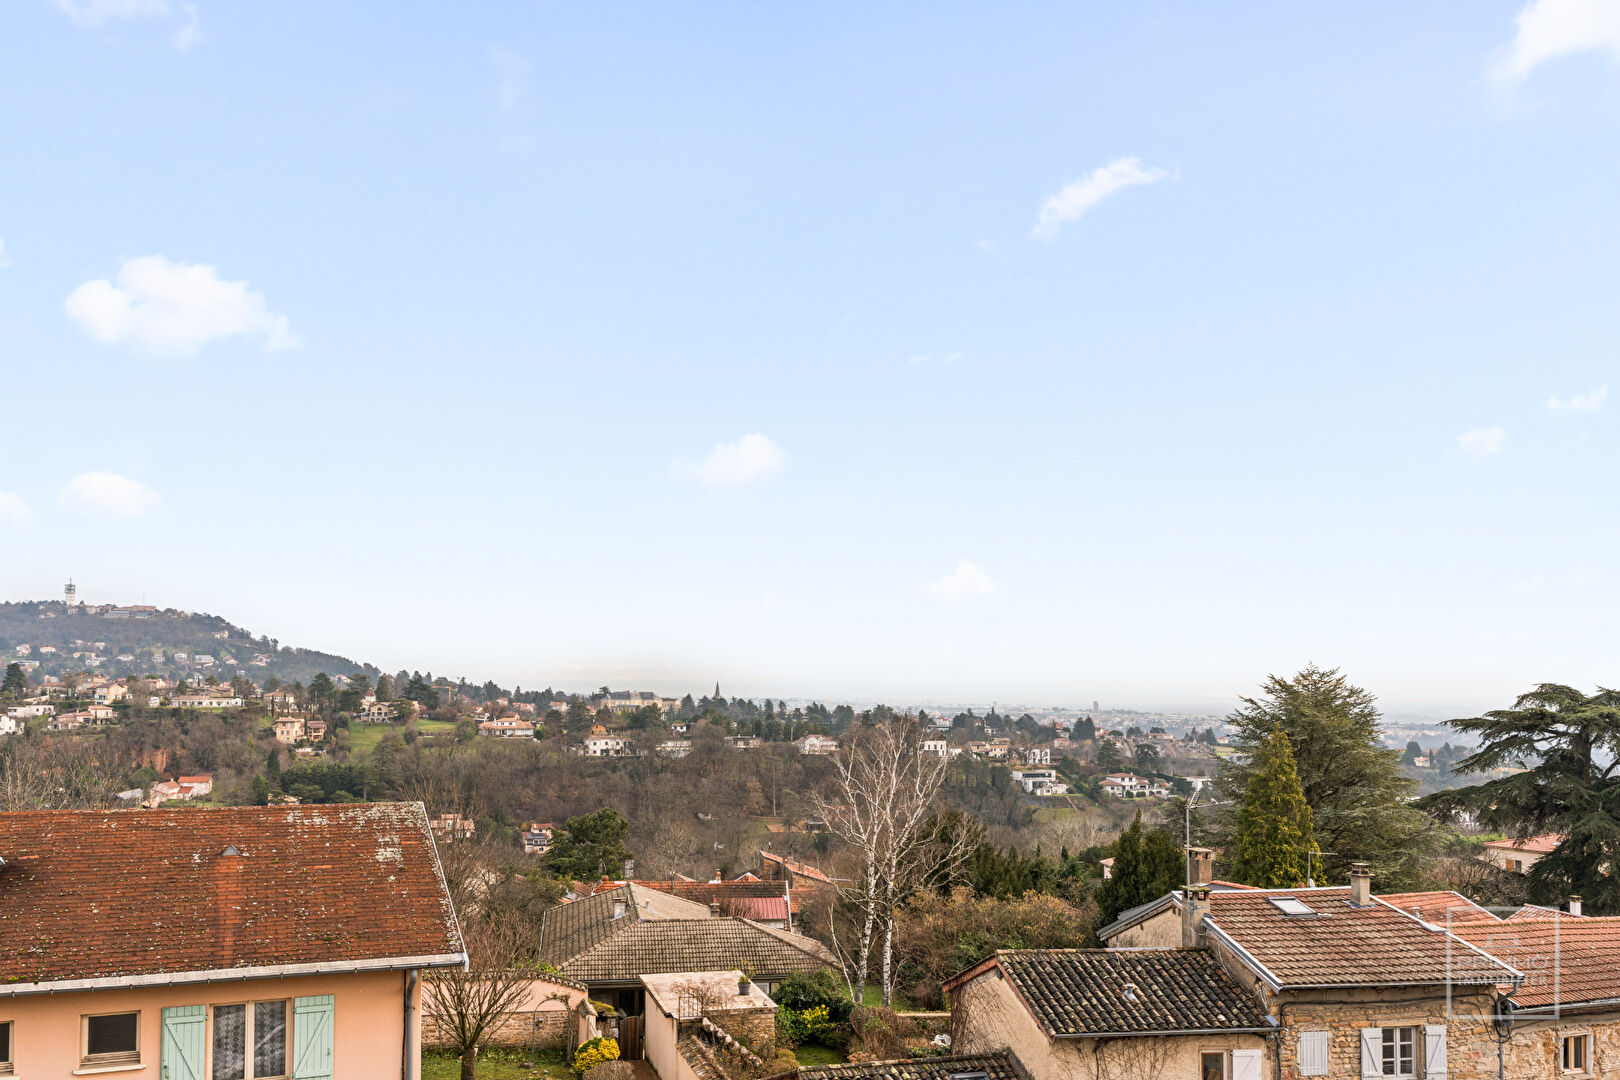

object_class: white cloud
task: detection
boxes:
[52,0,170,26]
[64,255,298,356]
[1032,157,1167,242]
[1491,0,1620,85]
[172,4,200,50]
[490,45,531,112]
[926,558,998,601]
[1548,386,1607,412]
[1458,426,1507,458]
[675,433,786,487]
[0,492,31,526]
[58,472,161,518]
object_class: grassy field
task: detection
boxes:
[793,1045,845,1067]
[345,718,461,754]
[422,1048,571,1080]
[860,985,917,1011]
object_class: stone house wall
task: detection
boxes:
[709,1003,778,1056]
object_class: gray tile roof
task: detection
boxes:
[801,1052,1020,1080]
[539,883,714,965]
[956,949,1273,1037]
[548,914,836,984]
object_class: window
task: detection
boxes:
[1381,1027,1417,1078]
[1563,1034,1591,1074]
[0,1020,12,1075]
[82,1011,140,1067]
[212,1000,289,1080]
[1202,1051,1227,1080]
[1298,1030,1331,1076]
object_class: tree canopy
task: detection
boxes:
[1094,811,1182,931]
[1228,725,1313,888]
[1424,684,1620,913]
[1213,665,1434,889]
[544,807,634,882]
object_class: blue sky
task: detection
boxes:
[3,2,1619,713]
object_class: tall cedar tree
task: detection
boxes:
[2,663,27,695]
[1229,726,1313,887]
[1425,684,1620,913]
[1095,811,1183,931]
[1213,666,1434,888]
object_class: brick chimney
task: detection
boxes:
[1349,862,1372,906]
[1570,895,1583,917]
[1182,886,1211,948]
[1187,847,1214,887]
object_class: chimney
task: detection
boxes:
[611,897,627,920]
[1570,895,1583,917]
[712,869,723,884]
[1187,847,1214,888]
[1182,886,1211,948]
[1349,862,1372,906]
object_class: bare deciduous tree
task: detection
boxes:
[813,718,972,1006]
[423,917,542,1080]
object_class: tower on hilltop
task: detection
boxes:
[64,579,76,607]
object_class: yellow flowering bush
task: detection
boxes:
[573,1037,621,1074]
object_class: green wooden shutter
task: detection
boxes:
[160,1005,206,1080]
[292,995,335,1080]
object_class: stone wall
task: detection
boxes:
[710,1003,778,1057]
[424,1007,570,1050]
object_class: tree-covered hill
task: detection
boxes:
[0,600,379,686]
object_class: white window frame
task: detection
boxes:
[210,999,292,1080]
[1561,1033,1592,1076]
[81,1009,141,1068]
[1381,1026,1418,1079]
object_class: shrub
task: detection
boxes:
[772,969,854,1023]
[573,1037,620,1074]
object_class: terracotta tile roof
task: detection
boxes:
[0,803,463,991]
[1378,891,1500,925]
[801,1052,1021,1080]
[1451,916,1620,1008]
[1205,888,1519,989]
[760,851,839,884]
[1482,834,1564,853]
[1505,904,1587,921]
[945,949,1271,1036]
[547,915,835,984]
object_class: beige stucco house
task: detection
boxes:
[0,803,465,1079]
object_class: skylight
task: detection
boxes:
[1269,896,1317,916]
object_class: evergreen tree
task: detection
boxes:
[545,808,634,882]
[1073,715,1096,741]
[1426,684,1620,913]
[1095,811,1183,930]
[1229,726,1313,887]
[1,663,27,695]
[1213,666,1435,888]
[266,747,282,788]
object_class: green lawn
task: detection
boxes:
[793,1045,845,1068]
[859,985,918,1011]
[422,1048,571,1080]
[345,718,461,754]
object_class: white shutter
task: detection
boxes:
[1424,1025,1447,1080]
[1361,1028,1384,1080]
[1299,1030,1331,1077]
[1233,1049,1264,1080]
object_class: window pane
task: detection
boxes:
[0,1020,10,1061]
[213,1004,246,1080]
[1203,1052,1224,1080]
[255,1000,288,1078]
[87,1013,138,1054]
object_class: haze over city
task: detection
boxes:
[4,2,1619,713]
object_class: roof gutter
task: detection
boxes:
[1055,1026,1275,1039]
[0,952,469,998]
